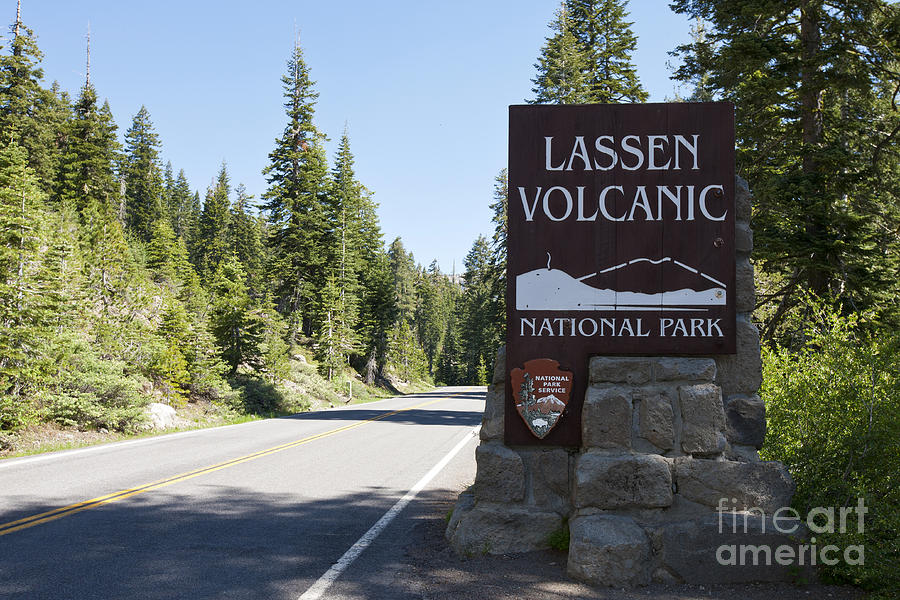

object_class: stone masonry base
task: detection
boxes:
[446,177,812,585]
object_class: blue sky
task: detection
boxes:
[7,0,693,274]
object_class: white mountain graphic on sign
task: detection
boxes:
[516,256,726,312]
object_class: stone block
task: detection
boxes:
[446,503,562,556]
[521,448,571,514]
[445,488,475,542]
[589,357,651,385]
[727,444,761,462]
[637,390,674,450]
[735,257,756,313]
[568,515,650,587]
[715,316,763,396]
[480,383,504,441]
[574,453,672,509]
[492,344,506,385]
[582,386,632,449]
[735,175,752,223]
[679,383,727,455]
[656,514,813,584]
[725,394,766,449]
[473,443,524,503]
[674,457,794,513]
[735,222,753,255]
[653,358,716,382]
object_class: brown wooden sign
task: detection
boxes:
[506,103,736,446]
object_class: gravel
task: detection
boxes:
[389,489,866,600]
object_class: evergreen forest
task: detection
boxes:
[1,0,899,594]
[0,8,504,449]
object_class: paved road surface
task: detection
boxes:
[0,387,484,599]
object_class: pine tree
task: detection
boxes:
[567,0,647,103]
[79,190,134,309]
[315,273,346,380]
[530,5,590,104]
[0,6,68,192]
[153,299,191,404]
[123,106,165,241]
[329,133,389,370]
[33,205,83,335]
[670,0,900,339]
[436,303,463,385]
[387,237,417,323]
[262,40,330,337]
[414,261,456,373]
[487,170,508,341]
[530,0,648,104]
[322,129,366,364]
[257,296,290,384]
[385,319,427,382]
[196,162,232,278]
[169,169,194,243]
[146,218,181,285]
[459,236,497,383]
[227,183,263,286]
[210,255,263,375]
[0,141,45,424]
[163,161,175,214]
[359,251,394,383]
[58,82,120,214]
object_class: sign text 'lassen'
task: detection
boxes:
[505,103,737,446]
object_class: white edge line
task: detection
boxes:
[0,390,482,470]
[0,424,246,470]
[298,424,481,600]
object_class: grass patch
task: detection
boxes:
[547,518,570,551]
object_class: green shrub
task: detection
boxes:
[38,334,148,432]
[0,393,37,431]
[761,303,900,596]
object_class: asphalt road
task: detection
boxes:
[0,387,485,600]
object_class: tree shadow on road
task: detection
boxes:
[0,484,866,600]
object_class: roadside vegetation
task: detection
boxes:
[0,9,499,457]
[760,300,900,597]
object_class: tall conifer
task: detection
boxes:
[58,82,119,214]
[671,0,900,338]
[196,162,231,278]
[530,5,590,104]
[227,183,264,286]
[0,6,68,194]
[169,169,194,243]
[531,0,647,104]
[567,0,647,102]
[262,40,330,336]
[123,106,165,241]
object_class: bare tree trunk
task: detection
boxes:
[800,1,826,295]
[15,175,26,313]
[364,349,377,385]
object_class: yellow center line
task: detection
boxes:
[0,394,458,537]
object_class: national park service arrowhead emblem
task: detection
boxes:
[510,359,573,439]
